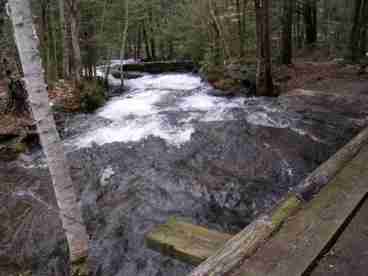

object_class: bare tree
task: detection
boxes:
[255,0,274,96]
[66,0,82,85]
[119,0,130,88]
[350,0,368,62]
[281,0,293,64]
[8,0,89,265]
[59,0,71,79]
[304,0,318,46]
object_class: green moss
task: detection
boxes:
[80,80,107,113]
[146,217,231,265]
[72,255,88,276]
[270,195,302,228]
[13,142,27,153]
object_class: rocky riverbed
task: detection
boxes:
[1,73,368,276]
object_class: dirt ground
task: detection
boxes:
[276,61,368,94]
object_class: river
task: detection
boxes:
[1,72,368,276]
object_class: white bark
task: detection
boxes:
[9,0,88,262]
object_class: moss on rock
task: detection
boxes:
[80,80,107,113]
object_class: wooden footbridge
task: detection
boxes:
[146,126,368,276]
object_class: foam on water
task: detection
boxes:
[76,116,195,147]
[72,73,299,148]
[73,73,249,148]
[99,89,168,119]
[73,75,200,147]
[125,74,203,91]
[245,112,290,128]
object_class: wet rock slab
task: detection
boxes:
[1,84,368,276]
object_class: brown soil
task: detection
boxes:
[0,79,80,136]
[275,61,368,95]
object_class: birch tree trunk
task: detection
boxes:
[9,0,89,263]
[120,0,129,88]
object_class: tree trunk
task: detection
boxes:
[304,0,317,46]
[0,0,6,79]
[350,0,368,62]
[281,0,293,64]
[236,0,245,57]
[209,0,230,61]
[0,0,5,36]
[142,21,152,60]
[148,7,157,60]
[255,0,264,94]
[263,0,273,95]
[255,0,274,96]
[67,0,82,85]
[59,0,71,79]
[136,24,143,60]
[120,0,129,88]
[40,0,51,82]
[97,0,109,64]
[9,0,89,264]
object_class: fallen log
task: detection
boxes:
[188,125,368,276]
[117,60,196,74]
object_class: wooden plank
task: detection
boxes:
[188,126,368,276]
[231,145,368,276]
[296,125,368,200]
[187,196,301,276]
[146,218,232,265]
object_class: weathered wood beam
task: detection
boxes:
[146,218,232,265]
[232,144,368,276]
[296,125,368,200]
[188,125,368,276]
[187,196,301,276]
